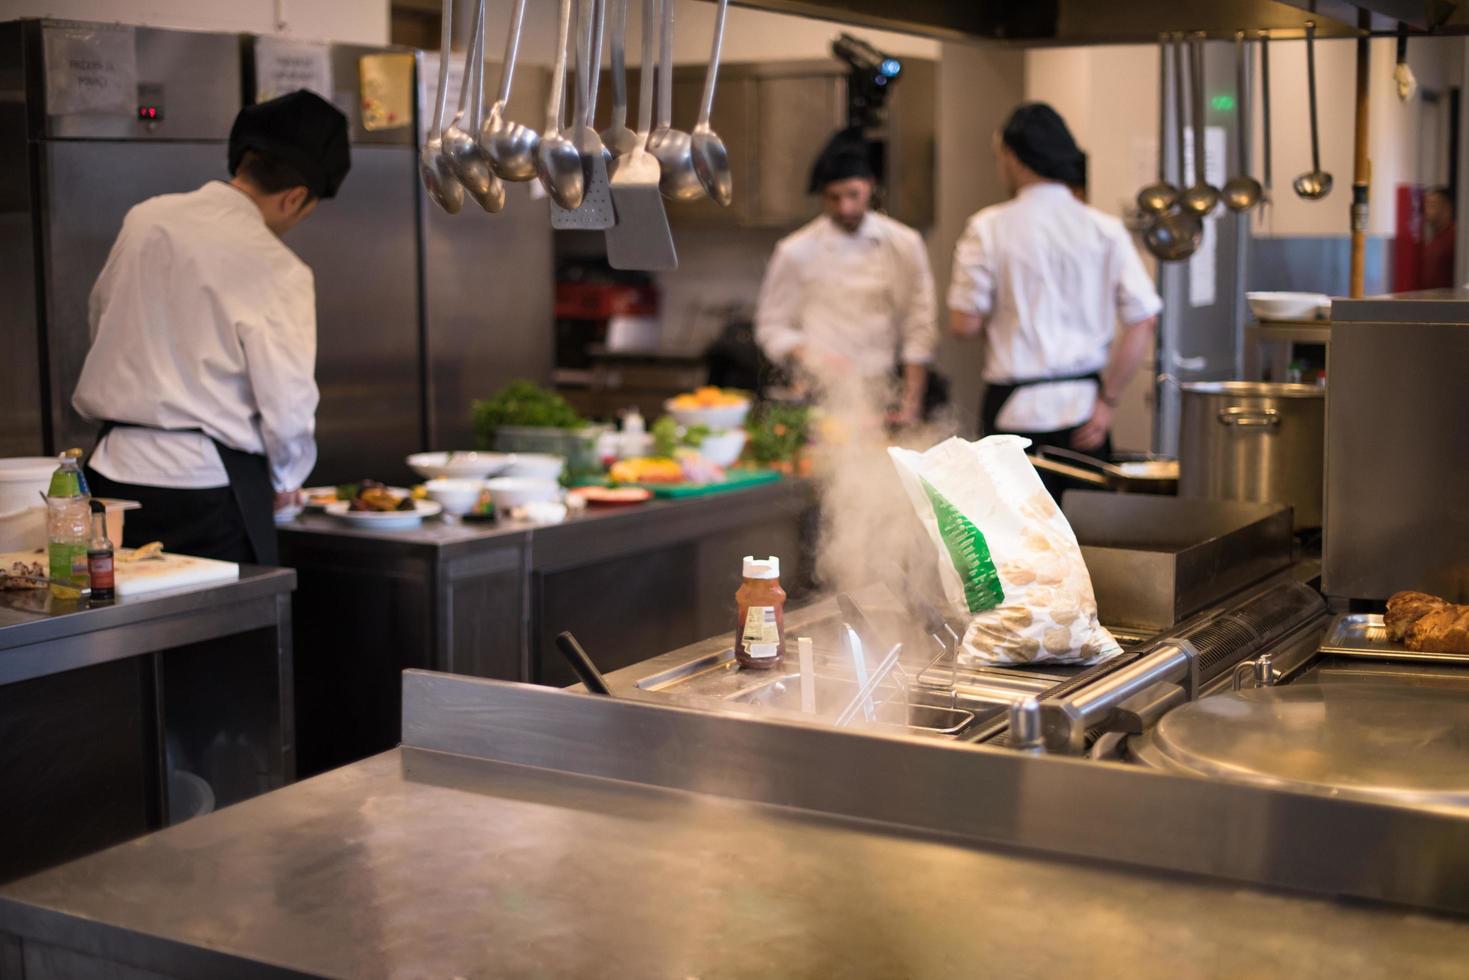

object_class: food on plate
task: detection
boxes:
[669,386,747,410]
[0,559,47,590]
[609,457,685,484]
[569,486,653,506]
[348,481,415,513]
[1385,590,1469,653]
[1384,590,1449,641]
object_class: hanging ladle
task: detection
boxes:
[1222,32,1263,211]
[536,0,584,209]
[599,0,639,159]
[1179,33,1220,217]
[1137,34,1179,215]
[1293,21,1333,200]
[647,0,702,201]
[1144,34,1203,262]
[446,0,504,212]
[690,0,732,206]
[420,0,464,214]
[483,0,540,181]
[1259,30,1273,212]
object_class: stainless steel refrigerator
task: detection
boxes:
[242,37,426,485]
[0,19,244,459]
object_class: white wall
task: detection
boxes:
[0,0,390,44]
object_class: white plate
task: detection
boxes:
[407,451,510,480]
[324,499,441,529]
[1245,291,1331,321]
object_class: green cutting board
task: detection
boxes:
[581,467,783,498]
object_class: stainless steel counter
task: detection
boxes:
[2,672,1467,979]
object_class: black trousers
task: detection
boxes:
[85,468,260,564]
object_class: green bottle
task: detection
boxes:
[47,452,91,599]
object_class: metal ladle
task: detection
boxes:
[647,0,702,201]
[1179,33,1220,217]
[1259,31,1273,213]
[1144,34,1203,262]
[1293,21,1333,200]
[1222,32,1263,211]
[451,0,505,212]
[536,0,584,209]
[599,0,639,159]
[420,0,464,214]
[690,0,732,206]
[1137,34,1179,215]
[483,0,540,181]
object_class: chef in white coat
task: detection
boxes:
[755,128,938,424]
[73,90,350,565]
[948,103,1161,457]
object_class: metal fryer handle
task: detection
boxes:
[1217,407,1281,427]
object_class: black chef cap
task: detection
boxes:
[1002,102,1084,184]
[808,126,874,193]
[229,90,351,200]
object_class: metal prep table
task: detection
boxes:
[0,567,295,883]
[0,669,1465,979]
[279,478,817,774]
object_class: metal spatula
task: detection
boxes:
[606,0,677,270]
[551,0,616,229]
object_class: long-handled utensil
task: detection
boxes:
[536,0,584,209]
[1259,31,1273,213]
[1179,33,1220,216]
[605,0,677,270]
[455,0,506,211]
[1293,21,1333,200]
[482,0,539,180]
[689,0,732,206]
[1144,34,1202,262]
[1137,34,1179,215]
[599,0,639,159]
[555,631,613,695]
[647,0,701,201]
[420,0,464,213]
[552,0,616,228]
[1222,32,1263,212]
[836,641,903,728]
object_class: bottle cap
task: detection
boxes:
[65,448,84,459]
[742,555,780,579]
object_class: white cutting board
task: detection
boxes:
[0,549,240,597]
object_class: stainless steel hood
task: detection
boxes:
[730,0,1463,42]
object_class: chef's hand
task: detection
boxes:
[273,490,301,512]
[1071,400,1113,452]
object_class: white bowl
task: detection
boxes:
[485,477,562,509]
[695,429,747,467]
[1246,291,1331,321]
[407,451,509,481]
[424,478,484,517]
[499,453,566,480]
[664,399,751,431]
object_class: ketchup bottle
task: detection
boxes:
[735,556,786,670]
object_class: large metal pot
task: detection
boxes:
[1178,381,1324,528]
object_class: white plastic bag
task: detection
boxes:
[888,435,1120,666]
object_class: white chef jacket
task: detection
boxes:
[948,182,1163,432]
[755,211,938,380]
[73,181,319,492]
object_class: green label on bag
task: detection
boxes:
[920,477,1004,613]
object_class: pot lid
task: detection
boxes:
[1142,683,1469,811]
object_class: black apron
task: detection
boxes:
[91,421,279,566]
[980,369,1104,443]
